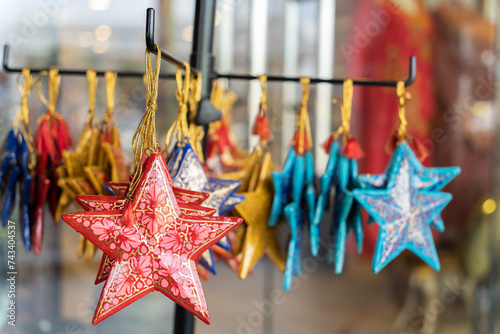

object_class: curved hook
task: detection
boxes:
[405,56,417,87]
[146,8,156,53]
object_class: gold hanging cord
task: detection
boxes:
[165,61,191,152]
[332,79,354,145]
[126,45,162,199]
[396,80,411,142]
[292,77,313,154]
[12,68,35,163]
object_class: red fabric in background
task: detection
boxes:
[345,0,435,255]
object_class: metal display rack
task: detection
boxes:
[2,2,417,334]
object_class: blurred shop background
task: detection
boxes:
[0,0,499,333]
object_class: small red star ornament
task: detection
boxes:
[62,152,242,324]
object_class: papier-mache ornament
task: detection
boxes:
[32,67,73,254]
[220,75,285,280]
[185,75,241,263]
[165,64,243,275]
[0,68,35,250]
[87,181,216,284]
[312,79,364,274]
[268,77,316,290]
[353,81,459,273]
[205,81,248,174]
[62,46,242,325]
[56,69,101,260]
[84,71,128,196]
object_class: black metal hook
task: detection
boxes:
[2,44,176,79]
[146,8,200,73]
[215,55,417,87]
[146,8,156,53]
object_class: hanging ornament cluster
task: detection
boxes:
[62,45,243,325]
[205,81,248,173]
[56,70,101,260]
[311,80,460,274]
[32,68,73,254]
[312,80,364,274]
[165,64,244,277]
[0,69,35,251]
[267,78,316,290]
[55,70,128,261]
[219,75,286,280]
[1,48,462,327]
[85,71,128,196]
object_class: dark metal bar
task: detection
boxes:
[146,8,199,73]
[215,55,417,87]
[189,1,216,98]
[171,1,218,333]
[190,0,220,126]
[173,304,195,334]
[3,46,416,87]
[2,44,175,79]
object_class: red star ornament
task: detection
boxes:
[74,189,217,284]
[62,152,242,324]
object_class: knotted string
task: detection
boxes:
[333,79,354,145]
[85,69,98,127]
[258,74,267,115]
[36,67,62,121]
[253,74,273,144]
[102,71,117,127]
[207,81,237,143]
[126,45,162,199]
[165,62,191,153]
[396,81,411,142]
[187,70,205,162]
[292,77,313,154]
[12,68,35,163]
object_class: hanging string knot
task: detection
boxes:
[292,77,313,154]
[36,67,61,116]
[127,45,162,201]
[147,100,158,112]
[396,81,409,140]
[258,74,267,115]
[165,61,193,152]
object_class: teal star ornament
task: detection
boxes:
[272,148,315,286]
[353,143,453,273]
[310,140,339,256]
[283,203,303,290]
[326,153,363,274]
[358,143,460,232]
[268,146,315,288]
[268,148,295,227]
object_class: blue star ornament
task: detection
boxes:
[220,193,245,216]
[268,148,296,227]
[353,144,453,273]
[358,143,460,232]
[347,159,363,254]
[327,154,359,274]
[283,202,303,290]
[18,133,32,250]
[166,142,243,273]
[311,141,339,256]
